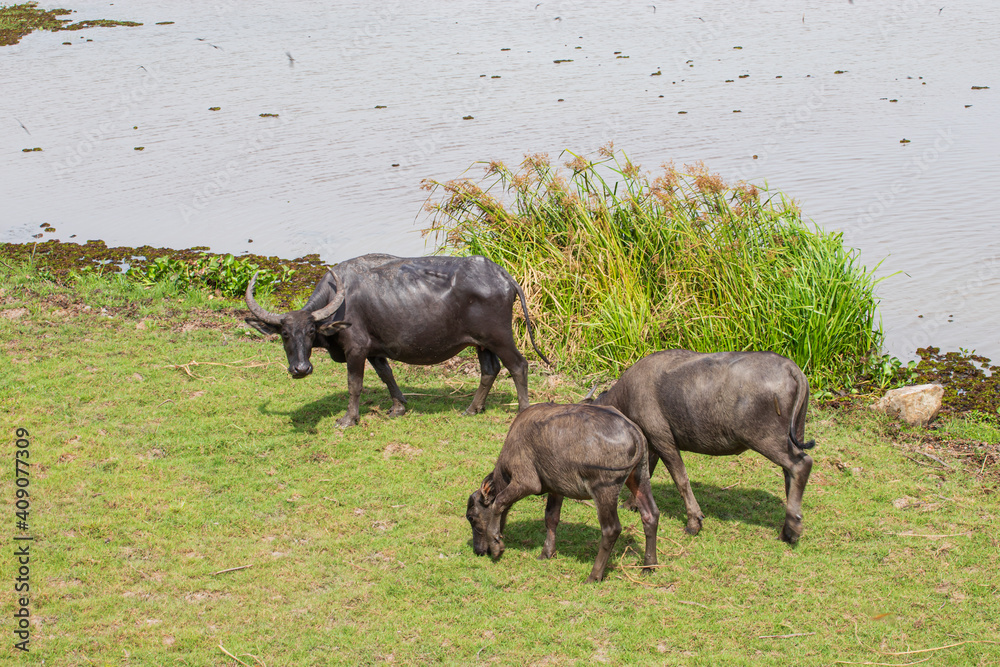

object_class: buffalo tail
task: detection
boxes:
[786,375,816,459]
[510,274,552,367]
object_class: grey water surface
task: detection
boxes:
[1,0,998,360]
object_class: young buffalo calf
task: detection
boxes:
[466,403,659,583]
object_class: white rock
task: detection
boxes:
[872,384,944,426]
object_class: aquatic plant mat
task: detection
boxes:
[423,148,883,390]
[0,2,141,47]
[2,263,998,665]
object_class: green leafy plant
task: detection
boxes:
[127,253,294,298]
[866,353,919,391]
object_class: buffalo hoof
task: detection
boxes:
[781,524,802,545]
[684,517,703,536]
[781,514,803,544]
[388,404,406,418]
[463,405,485,416]
[622,495,640,512]
[335,415,359,429]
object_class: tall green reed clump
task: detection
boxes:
[422,147,884,388]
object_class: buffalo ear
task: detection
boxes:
[479,475,495,506]
[318,320,351,336]
[245,318,281,336]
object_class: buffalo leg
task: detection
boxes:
[464,348,501,416]
[493,346,530,412]
[625,470,660,572]
[588,485,623,583]
[540,493,563,560]
[369,356,407,417]
[760,441,814,544]
[654,439,705,536]
[336,355,366,428]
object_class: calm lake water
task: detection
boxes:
[2,0,998,361]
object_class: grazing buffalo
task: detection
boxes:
[591,350,815,543]
[466,403,659,583]
[245,254,549,428]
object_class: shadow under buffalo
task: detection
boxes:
[471,482,789,568]
[648,479,787,533]
[477,517,640,567]
[258,384,519,433]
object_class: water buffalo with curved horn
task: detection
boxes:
[245,254,550,428]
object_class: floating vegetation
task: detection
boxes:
[616,55,629,59]
[733,46,743,49]
[738,74,749,78]
[725,79,734,83]
[259,113,278,117]
[374,105,387,109]
[21,147,42,152]
[650,70,661,76]
[462,115,474,120]
[422,148,883,387]
[155,21,174,25]
[834,70,847,74]
[971,85,990,90]
[553,59,573,64]
[733,109,742,113]
[900,138,911,143]
[0,2,142,46]
[677,111,687,114]
[889,99,898,102]
[208,106,220,111]
[500,47,510,51]
[910,347,1000,419]
[491,75,501,78]
[134,146,144,151]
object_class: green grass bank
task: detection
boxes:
[2,262,999,665]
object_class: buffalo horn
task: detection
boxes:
[245,271,283,326]
[583,383,600,401]
[309,270,346,322]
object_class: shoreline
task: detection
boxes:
[0,238,331,308]
[3,238,998,419]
